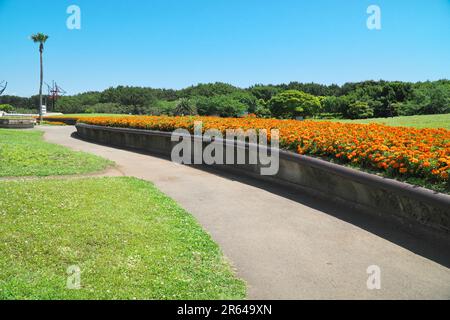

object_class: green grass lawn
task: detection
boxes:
[0,129,113,177]
[329,113,450,129]
[0,177,246,299]
[0,129,245,299]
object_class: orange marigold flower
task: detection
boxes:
[74,115,450,185]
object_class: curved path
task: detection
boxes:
[40,126,450,299]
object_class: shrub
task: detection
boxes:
[0,104,14,113]
[255,105,272,118]
[316,112,344,119]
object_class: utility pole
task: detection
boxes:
[46,81,66,112]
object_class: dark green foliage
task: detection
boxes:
[335,81,406,117]
[83,103,124,114]
[390,81,450,116]
[0,95,39,110]
[2,80,449,119]
[193,94,247,117]
[321,96,349,114]
[283,82,341,96]
[248,85,280,101]
[346,101,374,119]
[227,91,258,113]
[149,100,178,115]
[100,86,157,114]
[179,82,239,98]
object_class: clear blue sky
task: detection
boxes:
[1,0,449,96]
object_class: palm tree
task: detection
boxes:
[31,33,49,123]
[174,98,196,116]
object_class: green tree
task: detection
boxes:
[0,104,14,113]
[248,85,280,101]
[31,33,49,122]
[347,101,374,119]
[395,85,450,115]
[100,86,158,114]
[227,91,258,113]
[268,90,321,119]
[254,100,272,118]
[193,95,247,117]
[321,96,348,114]
[180,82,240,98]
[420,86,450,114]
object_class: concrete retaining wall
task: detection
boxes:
[0,118,35,129]
[75,123,450,235]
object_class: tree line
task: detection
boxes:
[1,80,449,119]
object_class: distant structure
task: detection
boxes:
[0,81,7,96]
[45,81,66,112]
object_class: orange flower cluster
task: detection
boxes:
[78,116,450,185]
[44,121,67,126]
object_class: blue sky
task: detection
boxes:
[1,0,449,96]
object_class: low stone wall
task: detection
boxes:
[75,123,450,236]
[0,118,36,129]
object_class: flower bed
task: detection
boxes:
[43,121,67,126]
[76,116,450,191]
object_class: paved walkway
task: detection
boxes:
[40,126,450,299]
